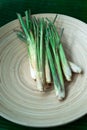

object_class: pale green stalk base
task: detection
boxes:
[29,61,36,80]
[45,56,51,83]
[69,61,82,73]
[36,72,44,91]
[54,85,65,100]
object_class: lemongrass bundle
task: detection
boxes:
[16,10,82,100]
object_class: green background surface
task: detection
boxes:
[0,0,87,129]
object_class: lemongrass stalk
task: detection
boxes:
[45,29,65,100]
[48,26,64,88]
[68,61,82,73]
[56,28,72,81]
[35,18,44,91]
[45,19,72,81]
[41,20,51,84]
[59,43,72,81]
[17,13,37,80]
[17,31,37,80]
[46,43,65,100]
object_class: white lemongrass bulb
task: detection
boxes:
[54,85,59,96]
[45,57,51,83]
[69,61,82,73]
[58,90,65,101]
[36,72,43,92]
[54,85,65,101]
[65,67,72,81]
[29,62,36,80]
[28,44,37,80]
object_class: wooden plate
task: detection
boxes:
[0,14,87,127]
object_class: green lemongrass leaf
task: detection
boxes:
[17,31,27,43]
[25,10,30,30]
[36,25,40,71]
[17,13,29,38]
[32,17,37,39]
[46,18,57,30]
[46,14,58,25]
[39,19,44,67]
[39,18,45,84]
[34,17,40,71]
[17,31,26,38]
[53,14,58,24]
[17,35,27,43]
[39,18,43,57]
[28,10,32,30]
[25,10,32,30]
[60,28,64,38]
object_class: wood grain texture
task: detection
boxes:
[0,14,87,127]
